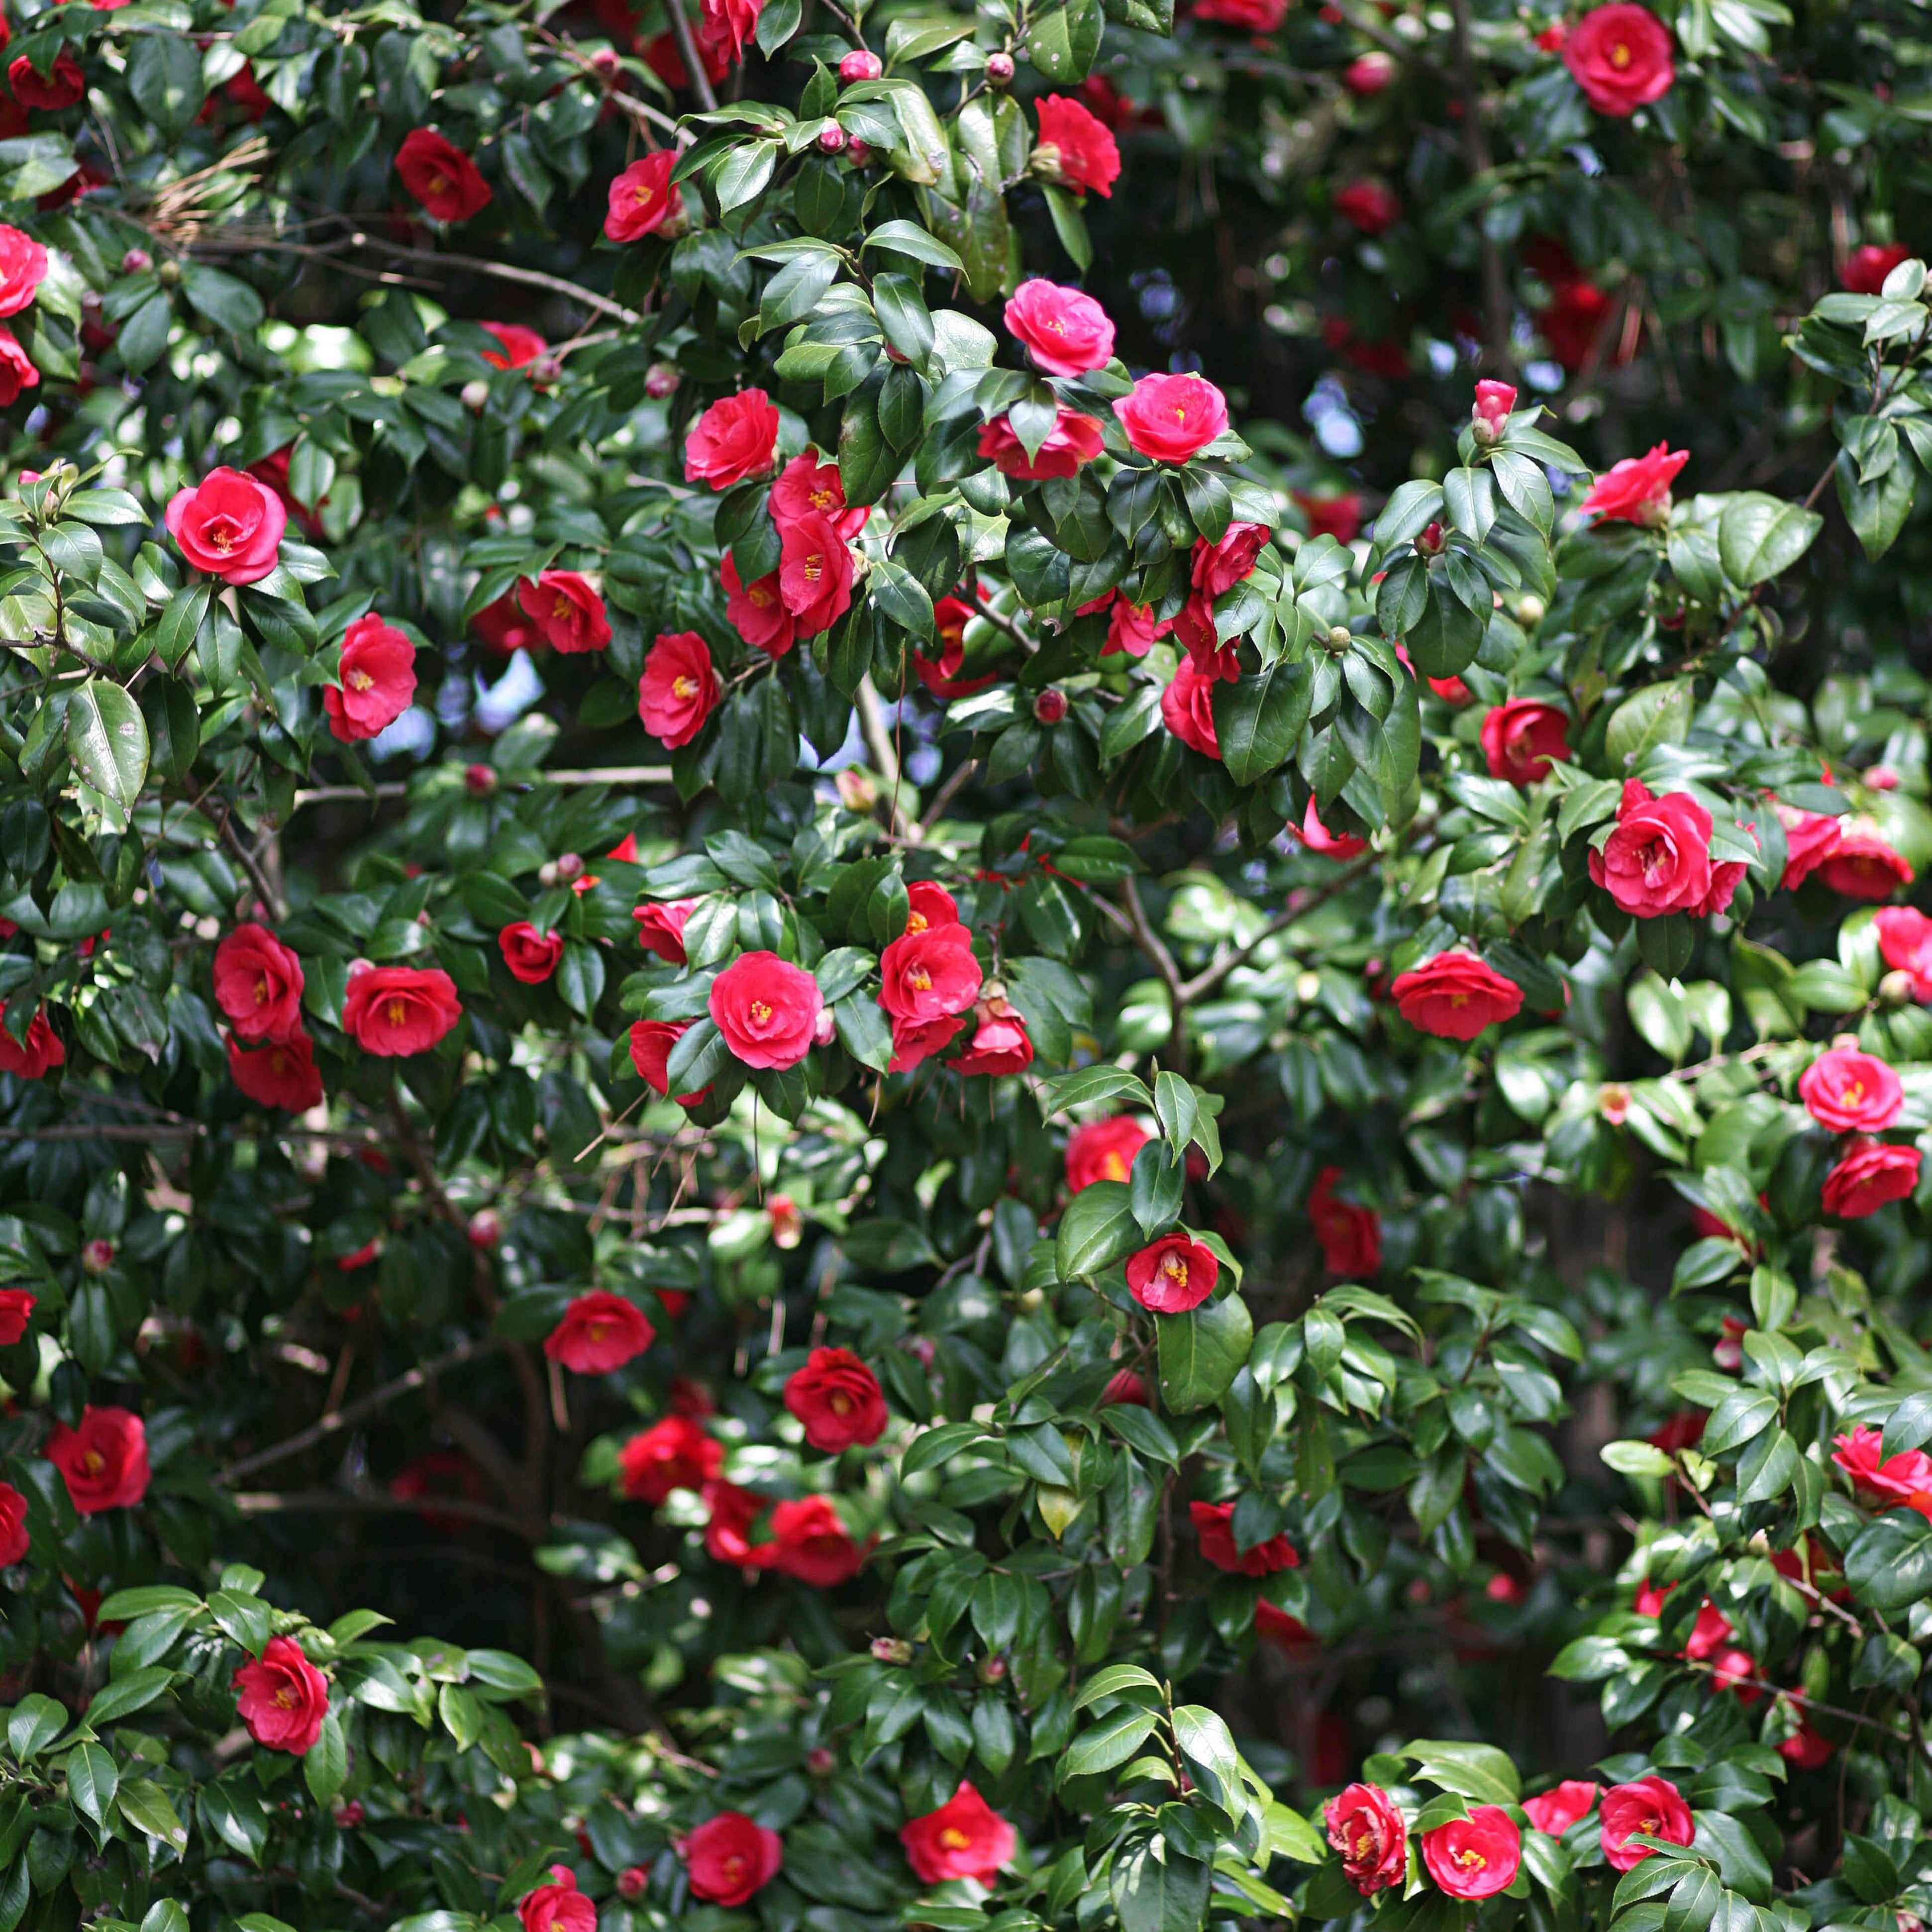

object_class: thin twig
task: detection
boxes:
[350,241,642,326]
[1179,854,1378,1004]
[1120,876,1189,1078]
[231,1490,530,1537]
[856,675,916,840]
[220,807,288,921]
[661,0,719,114]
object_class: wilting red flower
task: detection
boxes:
[519,1866,596,1932]
[227,1030,324,1110]
[1481,699,1570,786]
[166,465,286,584]
[0,1007,62,1080]
[1588,780,1716,916]
[953,999,1033,1075]
[635,900,696,964]
[1422,1807,1521,1899]
[638,631,720,748]
[517,571,611,654]
[1582,442,1688,525]
[605,152,680,240]
[46,1405,149,1512]
[1777,805,1842,888]
[978,406,1106,479]
[1335,180,1401,232]
[1818,820,1912,899]
[681,1814,783,1906]
[1325,1784,1407,1895]
[710,951,823,1069]
[684,388,779,487]
[785,1347,889,1451]
[767,1494,868,1585]
[1800,1046,1903,1131]
[1032,94,1120,197]
[1562,2,1673,113]
[1067,1115,1148,1190]
[10,53,84,109]
[213,923,305,1043]
[1192,1499,1298,1575]
[1293,491,1363,543]
[1824,1138,1922,1218]
[342,964,461,1056]
[325,613,416,742]
[396,128,492,221]
[1536,278,1613,369]
[1843,244,1913,295]
[878,925,982,1023]
[1293,799,1367,857]
[619,1415,721,1502]
[901,1782,1016,1884]
[0,1289,33,1344]
[1599,1776,1693,1870]
[778,510,855,636]
[0,1481,26,1565]
[1522,1782,1599,1836]
[1390,951,1524,1040]
[1125,1232,1218,1313]
[1005,278,1116,376]
[499,922,565,985]
[1160,655,1221,758]
[545,1291,654,1374]
[1309,1167,1380,1275]
[1115,373,1228,462]
[233,1635,329,1753]
[480,322,545,371]
[1877,907,1932,998]
[771,451,868,539]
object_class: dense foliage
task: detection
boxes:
[7,2,1932,1932]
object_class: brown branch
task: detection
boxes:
[661,0,719,114]
[348,241,642,326]
[231,1490,530,1537]
[1119,875,1189,1078]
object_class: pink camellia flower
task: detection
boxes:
[1125,1231,1219,1313]
[1777,805,1842,887]
[953,998,1033,1076]
[605,152,680,241]
[838,48,883,79]
[324,614,416,742]
[1823,1137,1922,1218]
[45,1406,149,1512]
[1004,278,1117,375]
[1422,1806,1522,1900]
[709,951,823,1069]
[1522,1782,1599,1836]
[0,225,47,316]
[1818,819,1913,900]
[1343,50,1395,91]
[1832,1424,1932,1514]
[498,922,564,985]
[1481,699,1570,785]
[213,923,305,1043]
[1843,244,1913,295]
[681,1814,784,1905]
[1598,1776,1694,1871]
[1324,1784,1406,1895]
[778,510,856,636]
[1032,95,1120,197]
[698,0,762,64]
[1562,2,1674,114]
[480,322,545,371]
[341,964,462,1056]
[544,1291,654,1373]
[1877,906,1932,999]
[232,1635,329,1754]
[1334,181,1401,233]
[721,554,796,658]
[1472,379,1517,440]
[878,925,982,1024]
[1161,655,1222,758]
[1713,1313,1747,1368]
[1114,372,1228,463]
[519,1866,597,1932]
[684,388,780,487]
[900,1782,1016,1884]
[1100,1369,1151,1407]
[1588,780,1716,916]
[1390,951,1524,1040]
[784,1347,888,1451]
[1191,1498,1298,1574]
[1582,442,1689,525]
[1067,1116,1148,1190]
[517,571,611,654]
[396,128,493,220]
[977,406,1106,479]
[166,466,287,584]
[1194,0,1288,27]
[1294,799,1367,857]
[1799,1046,1903,1132]
[638,631,720,748]
[770,452,868,539]
[635,900,696,964]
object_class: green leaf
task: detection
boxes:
[1403,1737,1521,1804]
[1603,680,1694,770]
[862,219,964,272]
[1062,1704,1160,1777]
[65,680,150,816]
[1845,1508,1932,1612]
[181,264,266,336]
[1212,659,1312,787]
[1155,1293,1253,1412]
[1073,1663,1163,1709]
[85,1667,178,1727]
[64,1741,117,1826]
[1716,492,1823,585]
[117,1779,190,1852]
[8,1694,68,1758]
[1111,1838,1210,1932]
[302,1709,347,1803]
[1036,1066,1150,1118]
[1056,1180,1141,1280]
[127,31,206,140]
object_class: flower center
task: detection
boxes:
[672,675,699,699]
[1454,1849,1485,1870]
[938,1828,972,1850]
[255,976,270,1005]
[1160,1253,1188,1285]
[554,595,574,618]
[1610,39,1631,64]
[348,668,374,691]
[82,1449,104,1474]
[587,1322,608,1342]
[1637,834,1674,882]
[720,1855,747,1886]
[810,486,836,509]
[829,1390,852,1415]
[386,999,407,1025]
[802,553,823,583]
[749,585,772,607]
[1101,1152,1128,1181]
[751,1000,772,1024]
[908,967,931,992]
[275,1685,296,1709]
[428,171,450,195]
[907,911,928,931]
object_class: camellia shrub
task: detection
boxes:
[9,0,1932,1932]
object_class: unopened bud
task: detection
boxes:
[468,1209,503,1249]
[81,1238,113,1276]
[616,1868,648,1900]
[121,247,150,275]
[645,362,680,400]
[538,861,559,888]
[591,46,620,75]
[1516,594,1545,623]
[464,761,497,796]
[806,1746,837,1776]
[461,378,490,413]
[838,48,882,80]
[333,1801,364,1829]
[554,852,584,883]
[1471,379,1517,445]
[845,137,873,167]
[976,1653,1007,1684]
[1415,521,1445,556]
[1294,969,1322,1003]
[835,767,878,813]
[157,259,182,287]
[1032,687,1068,724]
[768,1194,803,1248]
[986,50,1015,84]
[1880,970,1916,1010]
[532,355,562,386]
[1326,623,1352,647]
[816,119,847,154]
[871,1637,914,1665]
[1015,1287,1045,1313]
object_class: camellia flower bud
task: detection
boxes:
[817,119,847,153]
[836,767,879,813]
[461,378,490,413]
[591,46,620,76]
[986,50,1015,84]
[806,1746,837,1776]
[1326,623,1353,648]
[977,1653,1008,1684]
[871,1637,914,1665]
[554,852,584,883]
[1033,687,1068,724]
[1471,379,1517,445]
[158,259,182,287]
[616,1868,648,1900]
[468,1209,503,1249]
[82,1238,114,1276]
[334,1802,364,1829]
[1881,969,1916,1009]
[845,137,874,166]
[838,47,882,80]
[645,362,680,399]
[538,861,559,888]
[1415,521,1445,556]
[1517,594,1546,623]
[121,247,151,274]
[464,761,497,796]
[769,1194,803,1248]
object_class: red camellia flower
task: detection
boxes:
[605,151,680,240]
[1101,1369,1151,1408]
[1779,1724,1834,1769]
[1255,1598,1314,1644]
[519,1866,597,1932]
[165,466,286,584]
[778,509,856,636]
[1191,1499,1298,1575]
[1481,699,1570,786]
[1823,1137,1922,1218]
[1192,521,1269,602]
[0,324,37,407]
[684,388,779,487]
[636,900,696,964]
[901,1782,1017,1884]
[10,53,84,109]
[681,1814,783,1906]
[0,1007,62,1080]
[1562,2,1674,113]
[45,1405,149,1512]
[396,128,492,220]
[213,922,305,1042]
[1309,1166,1380,1274]
[1161,655,1222,758]
[698,0,762,64]
[619,1415,722,1502]
[627,1019,711,1105]
[702,1478,768,1565]
[1067,1115,1149,1190]
[1832,1424,1932,1514]
[0,225,45,316]
[1843,243,1913,295]
[1422,1806,1521,1900]
[771,451,868,539]
[232,1634,329,1754]
[0,1481,26,1566]
[912,604,997,699]
[1522,1782,1600,1836]
[953,998,1033,1076]
[1777,805,1843,888]
[227,1031,324,1110]
[721,554,796,657]
[785,1347,889,1451]
[1335,181,1401,233]
[1599,1776,1694,1871]
[1125,1231,1219,1313]
[1100,596,1171,658]
[1195,0,1288,26]
[1344,50,1395,91]
[472,593,538,654]
[767,1494,868,1586]
[1390,951,1525,1040]
[1877,906,1932,999]
[1294,799,1367,858]
[1325,1784,1407,1895]
[878,925,982,1024]
[977,406,1107,479]
[1115,372,1229,463]
[710,950,823,1069]
[1004,278,1117,376]
[1534,276,1613,369]
[1582,442,1689,524]
[1294,491,1363,543]
[1800,1046,1903,1131]
[518,571,611,654]
[499,922,564,985]
[1818,819,1913,899]
[480,322,544,371]
[638,630,721,747]
[544,1291,654,1374]
[325,613,416,742]
[342,964,461,1056]
[1588,780,1718,916]
[1032,95,1120,197]
[0,1289,34,1344]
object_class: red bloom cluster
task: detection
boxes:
[1191,1499,1298,1575]
[700,1480,870,1584]
[1308,1167,1380,1274]
[878,897,983,1070]
[1589,779,1741,918]
[1833,1424,1932,1517]
[620,1414,722,1502]
[784,1347,889,1451]
[711,950,824,1069]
